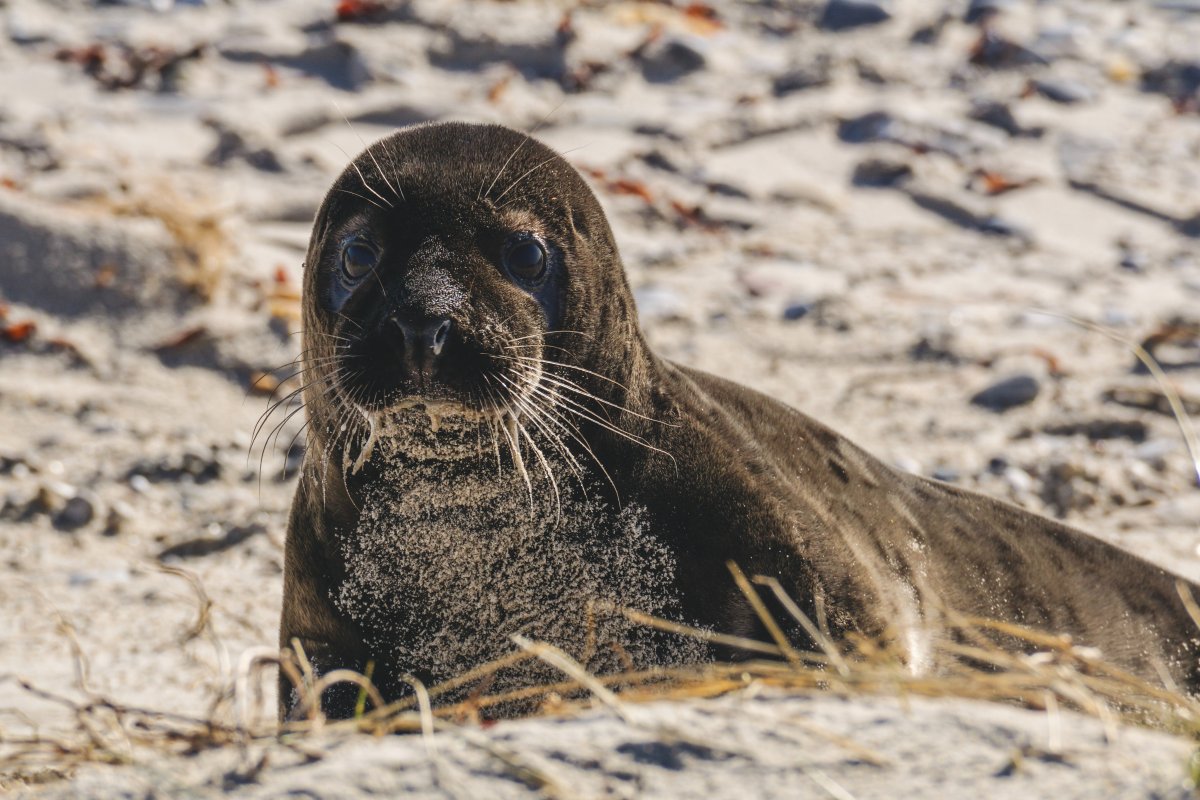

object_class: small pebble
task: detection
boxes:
[837,111,895,144]
[104,501,136,537]
[1004,467,1034,495]
[1119,251,1146,272]
[968,99,1042,138]
[1032,78,1095,105]
[851,158,912,187]
[782,302,813,321]
[772,55,833,96]
[970,374,1041,412]
[819,0,892,31]
[965,0,1013,24]
[54,494,95,531]
[639,37,707,83]
[931,466,959,483]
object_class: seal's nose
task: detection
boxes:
[387,314,452,386]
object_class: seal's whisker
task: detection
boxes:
[499,341,576,359]
[499,370,586,485]
[493,147,585,207]
[480,377,506,478]
[517,420,561,521]
[251,379,318,458]
[496,352,634,393]
[498,409,534,506]
[258,368,350,476]
[503,382,591,500]
[480,136,531,202]
[308,329,355,342]
[332,141,394,209]
[501,352,681,429]
[507,330,594,342]
[244,352,342,404]
[515,368,619,424]
[493,370,618,503]
[281,419,312,475]
[522,388,623,506]
[538,371,679,430]
[479,100,563,202]
[334,187,386,211]
[251,361,347,446]
[334,312,365,334]
[333,100,405,205]
[349,406,380,475]
[521,377,676,468]
[508,388,589,487]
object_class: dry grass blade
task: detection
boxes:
[598,602,786,657]
[752,574,850,676]
[1033,309,1200,488]
[727,561,802,666]
[511,635,627,720]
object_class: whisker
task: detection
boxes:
[333,99,405,204]
[334,187,385,211]
[332,141,394,209]
[494,146,586,207]
[479,100,563,202]
[496,352,633,393]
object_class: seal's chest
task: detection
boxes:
[332,459,696,682]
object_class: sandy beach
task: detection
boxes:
[2,0,1200,795]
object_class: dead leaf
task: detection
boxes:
[608,178,655,204]
[336,0,386,22]
[2,321,37,344]
[154,325,208,352]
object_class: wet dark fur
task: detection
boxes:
[280,122,1200,719]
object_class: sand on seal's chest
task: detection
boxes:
[332,409,709,690]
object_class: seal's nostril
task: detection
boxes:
[431,319,451,356]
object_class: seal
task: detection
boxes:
[279,121,1200,719]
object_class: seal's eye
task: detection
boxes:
[502,237,547,282]
[341,241,378,280]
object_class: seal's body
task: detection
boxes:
[280,122,1199,719]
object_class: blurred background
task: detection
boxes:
[1,0,1199,728]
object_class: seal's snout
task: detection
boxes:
[386,313,453,385]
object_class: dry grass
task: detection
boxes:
[3,565,1199,794]
[90,178,233,302]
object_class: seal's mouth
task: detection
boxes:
[344,396,507,473]
[374,397,490,429]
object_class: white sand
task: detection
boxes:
[2,0,1199,795]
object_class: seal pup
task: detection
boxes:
[280,121,1200,719]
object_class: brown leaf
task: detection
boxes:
[249,371,283,396]
[608,178,655,204]
[2,321,36,343]
[154,325,208,352]
[336,0,386,22]
[94,263,118,288]
[487,74,512,105]
[973,169,1039,196]
[682,2,723,35]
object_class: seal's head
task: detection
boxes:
[301,122,647,455]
